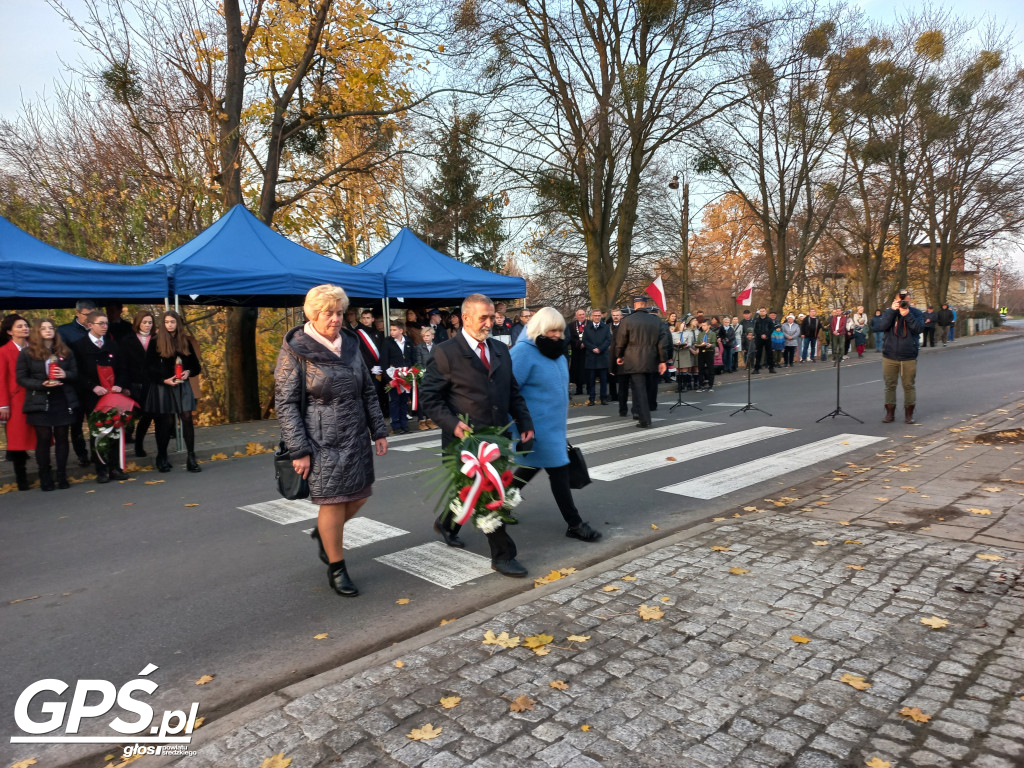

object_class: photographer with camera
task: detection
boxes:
[872,288,924,424]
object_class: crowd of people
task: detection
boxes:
[1,301,203,492]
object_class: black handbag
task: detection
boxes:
[567,442,591,489]
[274,359,310,500]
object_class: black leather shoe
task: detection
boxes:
[57,473,70,490]
[566,522,602,542]
[186,452,202,472]
[619,411,628,417]
[328,562,359,596]
[311,527,329,564]
[156,455,172,473]
[109,467,128,481]
[433,517,465,548]
[96,470,110,484]
[491,558,528,577]
[636,422,652,429]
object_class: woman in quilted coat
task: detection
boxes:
[275,285,389,597]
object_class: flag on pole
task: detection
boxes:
[736,281,754,306]
[645,276,667,312]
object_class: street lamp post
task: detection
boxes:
[669,175,690,316]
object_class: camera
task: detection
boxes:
[899,300,909,309]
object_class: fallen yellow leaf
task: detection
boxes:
[396,598,411,604]
[395,660,405,668]
[898,706,932,723]
[533,647,551,657]
[195,674,215,685]
[864,758,891,768]
[184,503,200,507]
[729,567,750,575]
[838,521,850,525]
[313,633,328,640]
[977,553,1004,561]
[482,630,520,648]
[581,724,591,732]
[812,541,829,546]
[743,506,758,511]
[524,633,554,649]
[259,754,292,768]
[666,456,676,461]
[440,696,461,709]
[566,634,590,642]
[844,540,863,545]
[711,545,731,551]
[10,760,38,768]
[550,680,569,690]
[791,635,810,644]
[651,524,659,530]
[712,517,726,521]
[968,508,992,515]
[439,618,455,625]
[982,486,1003,492]
[660,596,671,603]
[601,585,620,592]
[875,497,889,501]
[920,616,950,630]
[193,716,205,729]
[621,575,637,581]
[407,724,443,741]
[144,480,165,485]
[509,695,536,712]
[840,673,872,690]
[637,604,664,620]
[123,502,135,506]
[210,452,228,461]
[846,565,865,571]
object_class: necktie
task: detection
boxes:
[94,338,103,348]
[477,342,490,370]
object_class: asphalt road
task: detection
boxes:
[2,331,1021,765]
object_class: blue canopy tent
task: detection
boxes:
[0,216,169,309]
[149,204,385,306]
[355,227,526,304]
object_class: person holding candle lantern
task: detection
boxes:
[70,311,131,484]
[16,318,78,491]
[145,311,202,474]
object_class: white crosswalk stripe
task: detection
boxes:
[571,419,721,454]
[238,498,316,524]
[376,542,494,589]
[658,433,885,499]
[300,518,408,549]
[588,426,796,481]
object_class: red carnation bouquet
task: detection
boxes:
[87,407,136,466]
[386,366,424,410]
[430,416,523,532]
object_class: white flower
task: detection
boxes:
[475,513,503,534]
[502,487,523,510]
[448,498,463,515]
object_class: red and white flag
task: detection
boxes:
[736,281,754,306]
[645,276,667,312]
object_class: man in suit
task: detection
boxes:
[420,293,534,577]
[614,296,669,428]
[608,308,623,405]
[105,303,134,342]
[583,308,611,405]
[355,309,388,419]
[383,320,417,434]
[753,307,776,373]
[567,308,588,396]
[426,310,448,342]
[70,311,130,483]
[59,299,98,465]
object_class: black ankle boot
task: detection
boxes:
[328,561,358,597]
[56,471,70,490]
[156,454,172,473]
[311,528,329,565]
[38,468,55,492]
[134,439,147,458]
[13,457,30,491]
[186,452,201,472]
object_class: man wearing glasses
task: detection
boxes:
[510,308,533,346]
[70,312,130,483]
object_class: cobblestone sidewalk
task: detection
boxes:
[168,509,1024,768]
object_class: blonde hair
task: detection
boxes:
[525,307,566,341]
[303,284,349,321]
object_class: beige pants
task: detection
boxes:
[882,357,916,406]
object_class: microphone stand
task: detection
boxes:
[731,347,771,417]
[669,345,700,413]
[816,350,862,423]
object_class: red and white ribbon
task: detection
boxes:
[455,441,505,525]
[392,367,419,411]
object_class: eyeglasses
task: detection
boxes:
[91,321,109,326]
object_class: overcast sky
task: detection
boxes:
[0,0,1020,121]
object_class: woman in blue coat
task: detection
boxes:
[509,307,602,542]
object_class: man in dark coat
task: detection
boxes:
[425,310,449,342]
[800,308,821,362]
[936,303,954,346]
[420,293,535,577]
[614,296,669,428]
[58,299,98,465]
[355,309,388,419]
[608,309,624,404]
[567,308,588,395]
[752,307,776,373]
[921,306,937,347]
[70,311,130,483]
[873,292,924,424]
[582,308,612,405]
[382,319,418,434]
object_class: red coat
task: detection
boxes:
[0,342,33,451]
